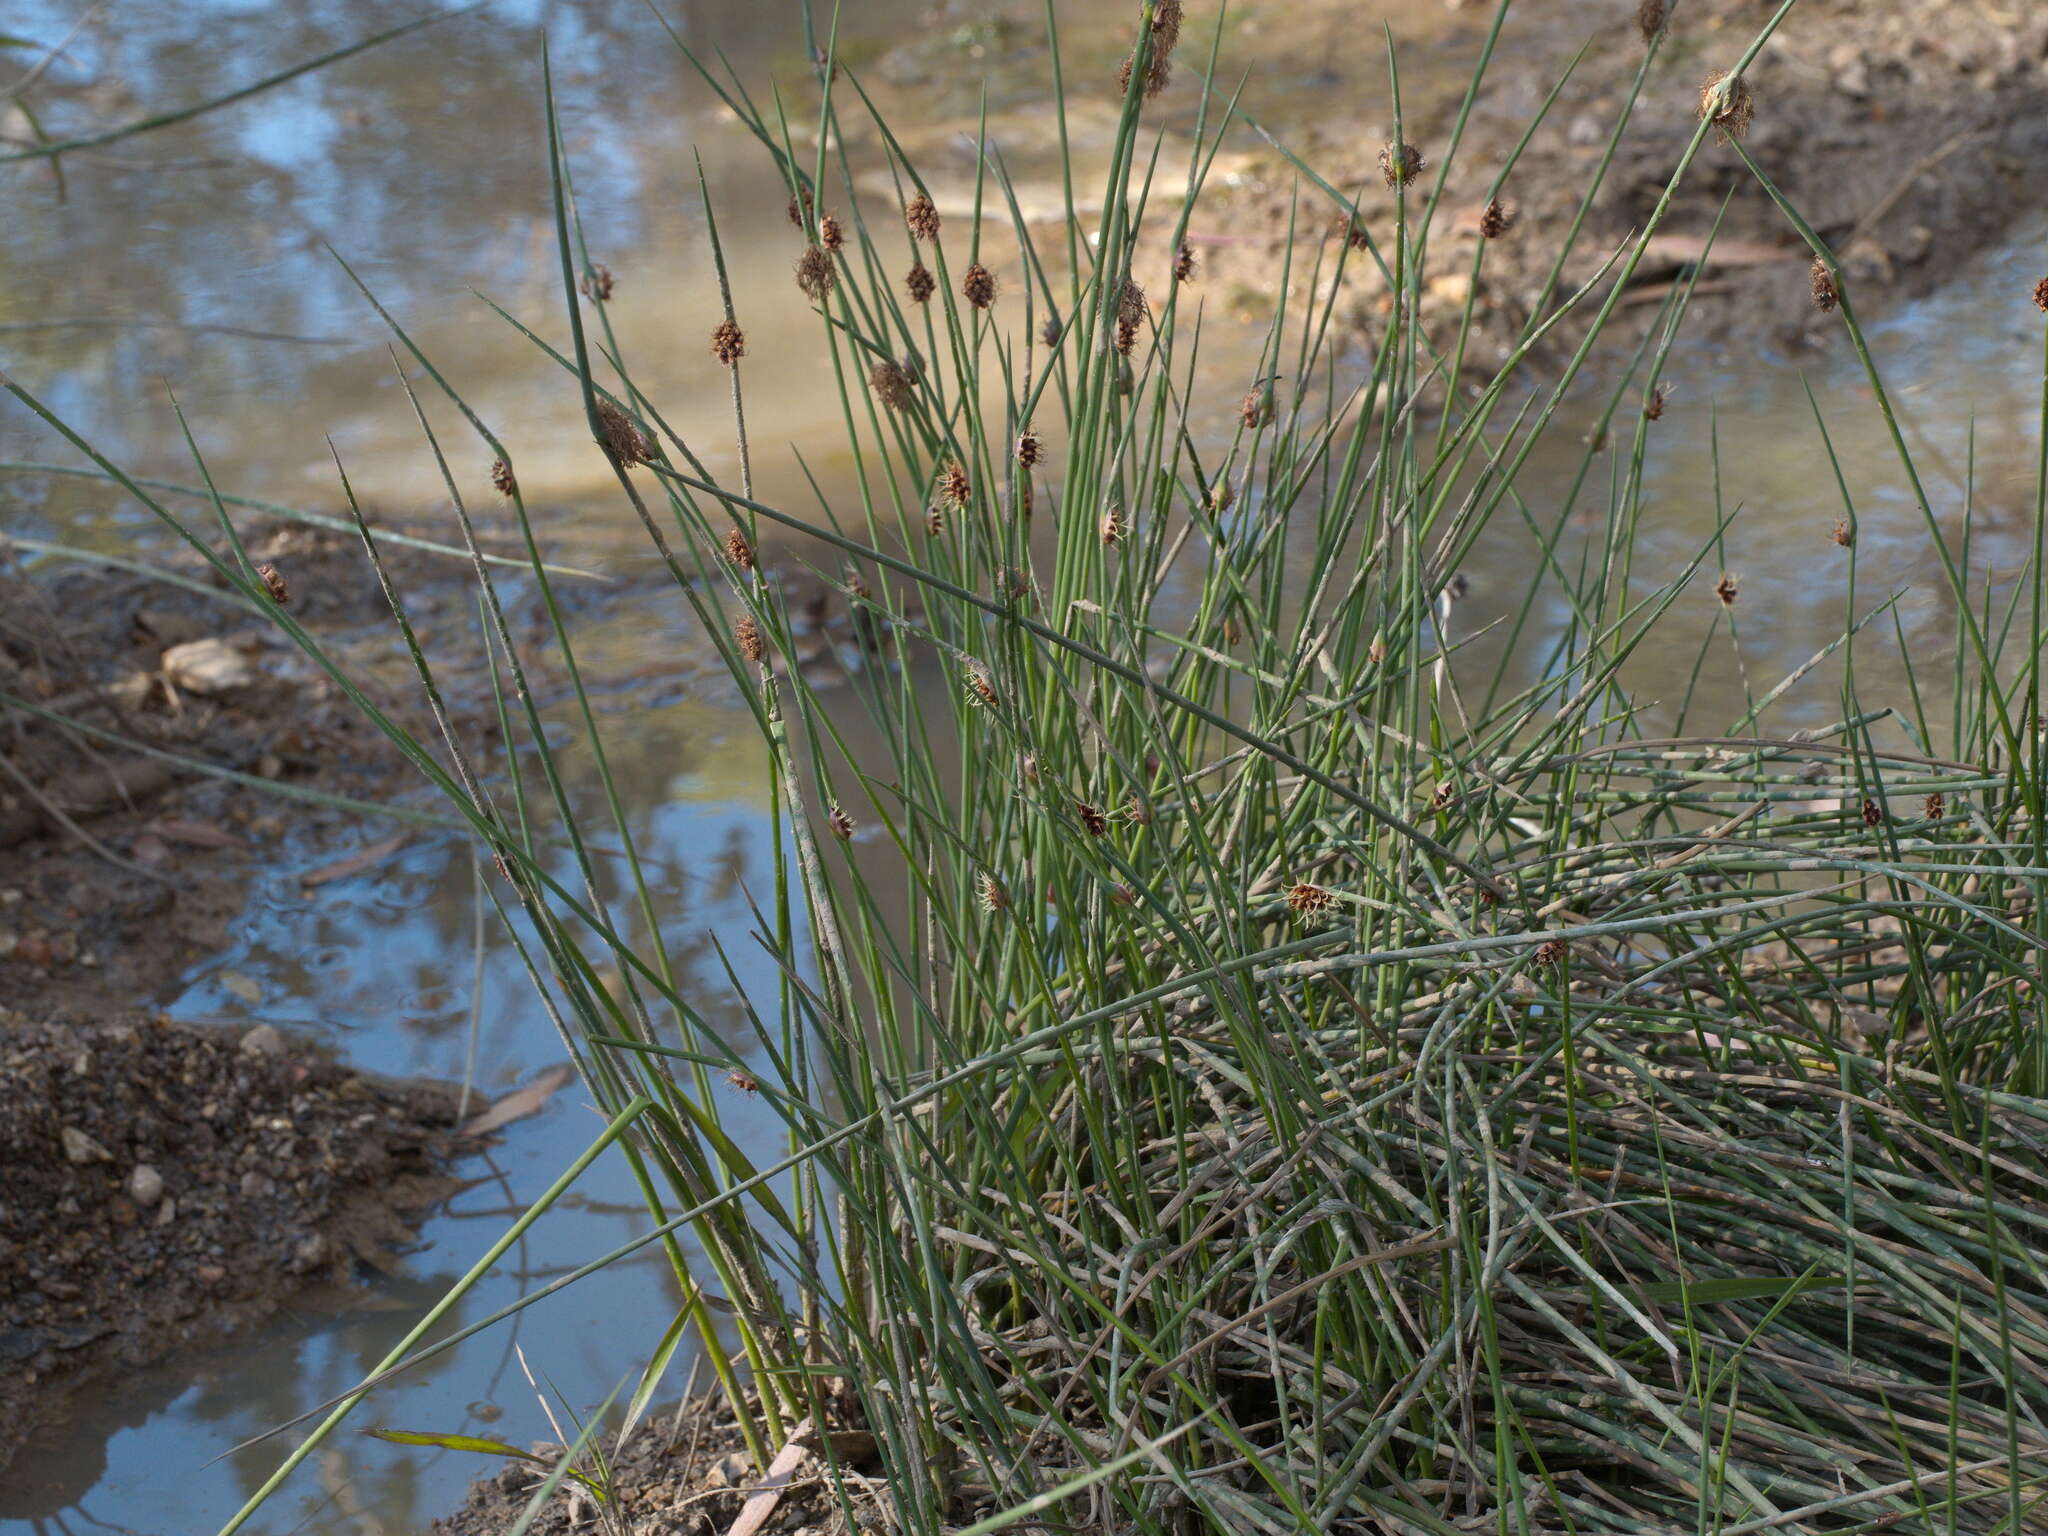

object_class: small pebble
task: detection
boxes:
[239,1023,285,1057]
[60,1127,113,1165]
[129,1164,165,1206]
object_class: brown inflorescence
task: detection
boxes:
[1645,385,1669,422]
[1432,781,1456,812]
[734,613,766,663]
[1715,571,1740,606]
[1076,800,1109,837]
[1862,797,1884,828]
[819,213,845,254]
[1100,504,1125,547]
[926,505,945,536]
[796,245,836,303]
[905,192,940,244]
[1479,199,1517,239]
[869,358,915,412]
[1637,0,1667,44]
[1287,882,1335,915]
[965,669,999,709]
[978,872,1009,913]
[1811,258,1840,313]
[581,263,614,302]
[1832,518,1854,548]
[725,528,755,572]
[1379,142,1424,189]
[1175,239,1198,283]
[597,398,656,468]
[827,804,854,841]
[255,562,288,606]
[1016,427,1041,468]
[1698,70,1755,142]
[725,1070,760,1094]
[1040,314,1061,349]
[1242,385,1271,431]
[2033,275,2048,313]
[905,261,935,305]
[940,459,971,509]
[787,185,812,230]
[491,459,517,499]
[710,318,745,366]
[1533,938,1567,969]
[962,262,997,310]
[1924,791,1945,821]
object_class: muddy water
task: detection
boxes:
[2,0,2041,1529]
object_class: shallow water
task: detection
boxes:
[2,0,2043,1529]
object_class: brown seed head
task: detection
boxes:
[819,213,845,254]
[1126,793,1152,827]
[256,562,288,606]
[1207,480,1236,515]
[581,263,614,302]
[1100,504,1125,547]
[1016,427,1042,468]
[1116,313,1140,355]
[1369,636,1388,667]
[1331,213,1370,252]
[734,613,765,663]
[1109,882,1139,909]
[939,459,971,509]
[1698,70,1755,142]
[1242,385,1272,431]
[710,318,745,366]
[725,1070,760,1094]
[1533,938,1567,969]
[1861,796,1884,828]
[787,185,812,230]
[869,358,915,412]
[1831,517,1854,548]
[1020,753,1039,784]
[1222,615,1243,646]
[965,669,999,709]
[1715,571,1740,607]
[825,804,854,842]
[1924,791,1944,821]
[1811,258,1839,313]
[978,871,1010,913]
[905,260,936,305]
[905,192,940,244]
[796,244,836,303]
[1116,360,1135,396]
[1174,239,1198,283]
[1637,0,1667,44]
[1076,799,1109,837]
[926,505,945,536]
[1287,881,1335,915]
[962,262,997,310]
[1644,384,1669,422]
[2033,275,2048,313]
[725,528,755,572]
[1379,141,1425,190]
[1040,314,1061,349]
[491,458,517,498]
[1478,199,1517,239]
[1431,780,1456,812]
[597,398,656,467]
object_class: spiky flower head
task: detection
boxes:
[725,528,755,572]
[1831,518,1854,548]
[2033,275,2048,312]
[1287,882,1335,915]
[1715,570,1740,606]
[1100,503,1125,547]
[1533,938,1567,969]
[869,358,915,412]
[597,398,655,467]
[1174,239,1198,282]
[1637,0,1667,44]
[734,613,765,663]
[796,244,836,302]
[1811,258,1839,313]
[710,318,745,366]
[725,1070,760,1094]
[491,459,517,498]
[1016,426,1042,468]
[1039,314,1061,349]
[1076,800,1109,837]
[256,562,288,606]
[978,872,1009,912]
[1645,384,1669,421]
[905,260,936,305]
[939,459,971,509]
[962,262,997,310]
[1861,797,1884,827]
[819,213,845,253]
[787,185,812,229]
[1924,791,1945,820]
[1479,199,1517,239]
[1698,70,1755,142]
[965,668,999,709]
[1379,141,1424,189]
[827,804,855,840]
[905,192,940,243]
[581,263,614,302]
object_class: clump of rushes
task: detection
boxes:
[819,213,844,253]
[710,318,745,365]
[580,262,614,302]
[826,804,854,840]
[1287,881,1335,916]
[1716,570,1740,606]
[1479,198,1516,238]
[256,561,288,605]
[596,398,655,467]
[1832,517,1854,548]
[1380,141,1424,189]
[725,527,755,571]
[1811,257,1840,312]
[904,192,940,243]
[490,458,517,498]
[939,459,971,510]
[1174,239,1197,282]
[1698,69,1755,141]
[977,872,1009,913]
[905,260,935,305]
[1637,0,1667,43]
[734,612,765,663]
[868,358,915,412]
[2033,274,2048,311]
[796,245,836,302]
[962,262,997,310]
